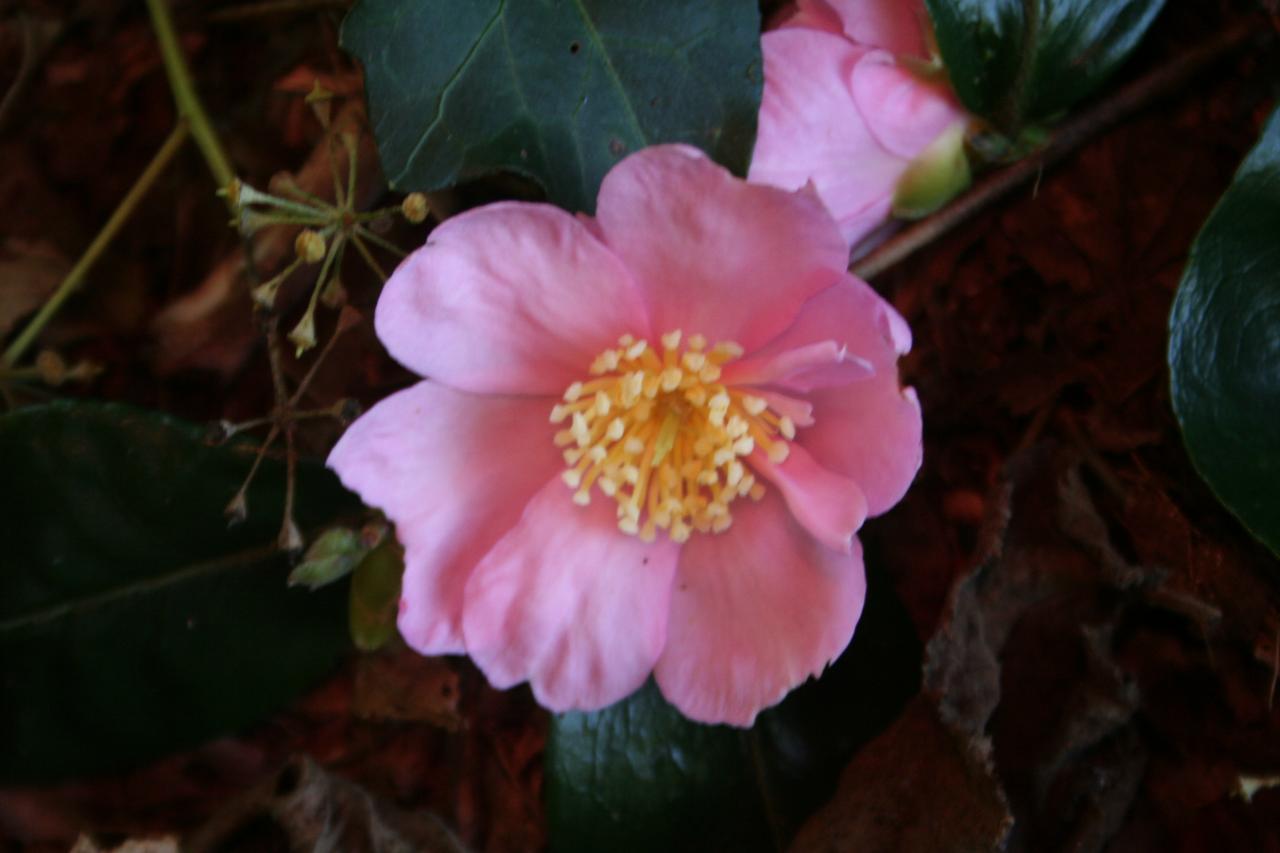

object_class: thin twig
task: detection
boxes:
[146,0,237,198]
[3,122,190,367]
[0,12,46,132]
[853,19,1265,281]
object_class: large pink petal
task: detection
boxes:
[462,479,679,712]
[375,202,650,396]
[736,276,921,517]
[655,492,866,726]
[751,444,867,553]
[804,373,923,517]
[732,275,911,378]
[724,340,873,392]
[327,381,561,654]
[823,0,929,57]
[749,29,907,246]
[851,51,966,159]
[596,145,846,352]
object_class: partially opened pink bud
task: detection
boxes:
[749,0,971,249]
[328,145,922,726]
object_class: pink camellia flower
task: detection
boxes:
[327,145,922,726]
[749,0,970,247]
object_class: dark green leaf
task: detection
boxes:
[0,403,358,782]
[1169,106,1280,557]
[341,0,762,212]
[925,0,1165,133]
[545,561,919,852]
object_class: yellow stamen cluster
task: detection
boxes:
[551,330,800,543]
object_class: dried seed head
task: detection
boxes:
[35,350,66,386]
[295,229,327,263]
[401,192,429,224]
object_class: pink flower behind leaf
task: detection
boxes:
[750,0,970,248]
[328,145,922,727]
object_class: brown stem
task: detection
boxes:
[852,19,1266,281]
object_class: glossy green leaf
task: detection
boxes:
[0,403,358,782]
[1169,107,1280,557]
[924,0,1165,133]
[341,0,762,212]
[545,561,919,852]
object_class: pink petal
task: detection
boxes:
[851,51,966,160]
[777,0,844,33]
[743,277,921,517]
[751,444,868,553]
[749,29,907,246]
[596,145,847,352]
[654,492,866,726]
[462,479,679,712]
[326,381,561,654]
[804,376,923,517]
[743,275,912,375]
[724,339,873,392]
[823,0,929,57]
[754,389,815,427]
[375,202,650,396]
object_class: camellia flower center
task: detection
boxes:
[551,330,801,543]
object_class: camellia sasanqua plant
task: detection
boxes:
[4,0,1279,850]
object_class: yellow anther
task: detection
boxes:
[551,331,811,542]
[682,351,707,372]
[710,341,745,362]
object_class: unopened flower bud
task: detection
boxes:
[401,192,429,224]
[295,229,327,263]
[892,122,971,220]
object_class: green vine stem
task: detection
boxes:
[145,0,237,198]
[3,122,190,368]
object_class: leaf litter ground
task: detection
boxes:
[2,1,1279,851]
